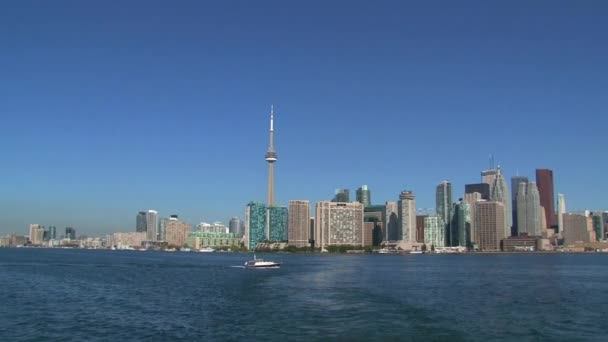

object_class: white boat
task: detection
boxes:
[199,247,215,253]
[410,250,424,254]
[244,254,280,269]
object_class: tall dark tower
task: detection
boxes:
[265,106,277,206]
[536,169,555,229]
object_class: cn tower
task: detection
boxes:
[265,105,277,206]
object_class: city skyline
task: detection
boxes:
[2,2,608,235]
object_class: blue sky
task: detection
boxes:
[1,1,607,235]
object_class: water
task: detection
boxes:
[1,249,607,341]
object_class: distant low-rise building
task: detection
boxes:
[196,222,228,234]
[111,232,146,249]
[9,234,27,247]
[502,234,541,252]
[187,231,241,249]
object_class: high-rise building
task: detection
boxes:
[510,176,529,236]
[424,216,445,248]
[365,205,386,243]
[165,218,191,247]
[436,181,453,245]
[229,217,243,236]
[475,201,505,251]
[245,202,267,250]
[29,224,44,245]
[464,192,482,246]
[516,182,543,236]
[310,218,315,248]
[315,201,364,250]
[562,213,593,245]
[490,167,511,239]
[363,222,376,247]
[136,211,147,233]
[158,217,169,241]
[146,210,158,241]
[416,215,427,243]
[267,206,288,242]
[465,183,490,200]
[451,199,471,247]
[557,194,566,234]
[385,201,399,241]
[65,227,76,240]
[591,213,604,242]
[398,191,416,243]
[288,200,311,247]
[265,106,278,206]
[481,169,498,187]
[602,212,608,240]
[356,185,371,207]
[47,226,57,240]
[536,169,556,229]
[333,189,350,203]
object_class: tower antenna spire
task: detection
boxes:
[265,105,278,206]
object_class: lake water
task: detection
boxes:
[1,249,607,341]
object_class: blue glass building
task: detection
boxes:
[268,206,288,242]
[246,202,267,250]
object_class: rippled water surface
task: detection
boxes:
[1,249,607,341]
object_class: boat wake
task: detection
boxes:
[230,265,246,268]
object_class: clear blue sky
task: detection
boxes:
[1,1,607,236]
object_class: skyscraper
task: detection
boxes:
[385,201,399,241]
[436,181,453,245]
[365,205,386,243]
[416,215,427,243]
[490,167,511,239]
[47,226,56,240]
[229,217,243,236]
[536,169,556,229]
[481,169,498,187]
[557,194,566,234]
[65,227,76,240]
[356,185,371,207]
[265,106,278,206]
[146,210,158,241]
[398,191,416,243]
[424,216,445,248]
[475,201,505,251]
[315,201,364,250]
[602,212,608,240]
[136,211,147,233]
[333,189,350,203]
[464,192,482,246]
[29,224,44,245]
[267,206,288,242]
[516,182,542,236]
[451,199,471,247]
[245,201,267,250]
[591,213,604,242]
[158,217,168,241]
[465,183,490,200]
[510,176,529,236]
[288,200,311,247]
